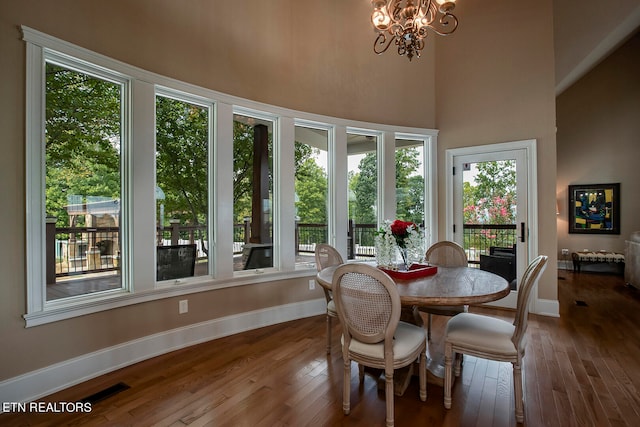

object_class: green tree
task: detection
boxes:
[462,160,517,251]
[349,148,424,225]
[45,63,121,227]
[350,153,378,223]
[156,96,209,230]
[232,121,259,222]
[45,64,326,248]
[463,160,516,225]
[232,123,317,223]
[294,146,327,224]
[395,148,423,224]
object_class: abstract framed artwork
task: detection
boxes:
[568,183,620,234]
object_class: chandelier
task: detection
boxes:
[371,0,459,61]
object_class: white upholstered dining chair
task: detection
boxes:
[419,241,468,340]
[314,244,344,354]
[332,263,427,427]
[443,255,548,423]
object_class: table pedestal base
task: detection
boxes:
[369,355,457,396]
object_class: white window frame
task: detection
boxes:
[231,106,281,274]
[293,119,335,267]
[395,132,438,247]
[22,26,438,327]
[154,87,215,283]
[25,33,133,319]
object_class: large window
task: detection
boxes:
[347,131,379,260]
[23,27,436,325]
[294,124,330,266]
[232,112,275,271]
[44,57,126,301]
[155,92,212,281]
[395,138,426,226]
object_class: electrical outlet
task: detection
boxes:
[308,279,315,290]
[561,248,569,255]
[179,299,188,314]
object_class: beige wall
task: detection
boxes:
[435,0,558,300]
[0,0,437,381]
[556,32,640,259]
[0,0,558,382]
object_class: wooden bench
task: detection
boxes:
[572,251,625,273]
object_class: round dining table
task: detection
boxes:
[316,262,510,390]
[316,263,510,309]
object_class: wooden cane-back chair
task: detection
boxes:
[443,255,548,423]
[332,263,427,427]
[420,241,468,340]
[314,244,344,353]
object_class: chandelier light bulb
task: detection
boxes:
[372,8,391,30]
[435,0,456,12]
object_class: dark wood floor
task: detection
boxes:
[3,270,640,426]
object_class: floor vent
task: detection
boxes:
[575,300,588,307]
[80,382,130,404]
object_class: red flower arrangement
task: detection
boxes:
[389,219,417,248]
[375,219,425,272]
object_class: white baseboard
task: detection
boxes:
[0,298,326,405]
[535,297,560,318]
[483,295,560,318]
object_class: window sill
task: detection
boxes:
[24,268,318,327]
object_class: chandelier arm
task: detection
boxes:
[428,12,458,36]
[373,33,396,55]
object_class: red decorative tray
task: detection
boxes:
[378,264,438,280]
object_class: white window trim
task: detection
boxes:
[153,86,216,284]
[25,34,134,316]
[395,132,439,247]
[22,26,438,327]
[292,119,335,265]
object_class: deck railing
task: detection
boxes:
[462,223,518,265]
[47,221,518,280]
[49,225,120,282]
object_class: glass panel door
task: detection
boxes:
[453,149,528,307]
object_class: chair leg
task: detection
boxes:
[419,351,427,402]
[454,352,462,377]
[385,368,394,427]
[326,314,332,354]
[444,343,453,409]
[427,314,432,341]
[513,361,524,423]
[343,359,351,415]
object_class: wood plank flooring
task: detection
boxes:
[3,270,640,426]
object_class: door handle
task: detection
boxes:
[520,222,526,243]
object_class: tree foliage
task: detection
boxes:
[349,148,424,225]
[350,152,378,224]
[395,148,424,225]
[232,121,259,222]
[45,61,431,249]
[45,63,121,227]
[294,143,327,223]
[156,96,209,228]
[463,160,516,225]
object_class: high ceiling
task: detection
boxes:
[553,0,640,95]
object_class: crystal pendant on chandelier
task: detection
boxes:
[371,0,459,61]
